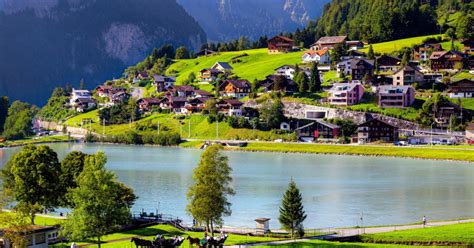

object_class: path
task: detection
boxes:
[225,219,474,247]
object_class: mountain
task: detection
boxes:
[0,0,206,105]
[310,0,472,43]
[176,0,330,42]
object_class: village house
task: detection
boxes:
[211,62,233,73]
[341,50,367,60]
[267,35,294,54]
[158,96,188,114]
[185,97,211,113]
[153,75,176,91]
[193,89,213,98]
[337,58,374,81]
[311,36,347,50]
[69,89,96,112]
[166,85,195,98]
[294,119,340,142]
[462,38,474,54]
[327,82,364,106]
[376,55,401,72]
[430,50,465,71]
[0,226,57,248]
[199,68,223,82]
[466,122,474,140]
[448,79,474,98]
[259,75,297,93]
[346,40,364,50]
[133,72,150,83]
[95,85,126,98]
[109,91,130,105]
[391,65,425,86]
[274,65,310,80]
[357,118,399,143]
[301,49,330,64]
[219,79,252,98]
[216,99,243,116]
[199,62,233,82]
[195,48,216,57]
[377,85,415,108]
[137,98,161,112]
[413,43,442,62]
[432,101,463,127]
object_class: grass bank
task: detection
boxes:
[361,222,474,245]
[233,142,474,163]
[51,224,285,248]
[254,240,415,247]
[0,135,73,148]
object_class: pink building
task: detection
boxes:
[377,85,415,108]
[328,83,364,106]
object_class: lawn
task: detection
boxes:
[166,48,303,83]
[452,71,474,82]
[0,135,72,148]
[51,224,285,248]
[255,239,414,247]
[236,142,474,162]
[359,35,442,54]
[361,222,474,245]
[346,102,422,122]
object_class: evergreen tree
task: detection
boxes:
[367,45,375,59]
[279,180,307,237]
[298,72,309,93]
[309,62,321,92]
[187,145,235,234]
[0,96,9,133]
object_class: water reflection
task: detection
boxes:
[0,143,473,228]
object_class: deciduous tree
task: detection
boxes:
[1,145,61,224]
[186,145,235,235]
[2,101,37,140]
[62,152,135,248]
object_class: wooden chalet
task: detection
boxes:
[268,36,294,54]
[448,79,474,98]
[376,55,401,72]
[357,118,399,143]
[430,50,465,71]
[216,99,243,117]
[219,79,251,98]
[311,36,347,50]
[137,98,161,112]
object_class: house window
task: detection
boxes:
[36,233,46,244]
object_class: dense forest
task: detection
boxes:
[307,0,473,43]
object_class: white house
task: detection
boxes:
[301,50,330,64]
[1,226,57,248]
[274,65,311,80]
[69,89,96,112]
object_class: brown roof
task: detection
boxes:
[218,99,243,106]
[194,89,213,96]
[222,79,251,90]
[315,36,347,45]
[269,35,293,43]
[138,98,161,104]
[466,122,474,131]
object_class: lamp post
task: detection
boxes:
[430,122,436,146]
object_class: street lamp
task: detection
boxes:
[430,122,436,146]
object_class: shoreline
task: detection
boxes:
[2,139,474,163]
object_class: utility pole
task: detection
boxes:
[157,120,160,135]
[102,119,105,137]
[216,120,219,140]
[180,123,183,137]
[188,120,191,138]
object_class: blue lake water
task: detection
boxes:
[1,143,473,229]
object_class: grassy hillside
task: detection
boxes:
[166,48,303,83]
[359,35,442,54]
[65,111,292,141]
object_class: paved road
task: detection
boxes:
[225,219,474,247]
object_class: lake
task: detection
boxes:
[0,143,473,229]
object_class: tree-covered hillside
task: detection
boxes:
[0,0,206,105]
[309,0,473,43]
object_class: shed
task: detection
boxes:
[255,218,271,234]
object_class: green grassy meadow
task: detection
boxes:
[254,240,415,248]
[167,48,303,83]
[236,142,474,162]
[0,135,72,148]
[65,112,293,141]
[359,35,444,54]
[361,222,474,245]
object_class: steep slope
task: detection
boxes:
[310,0,472,43]
[0,0,206,105]
[177,0,330,41]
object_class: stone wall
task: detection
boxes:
[283,102,419,130]
[35,119,90,137]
